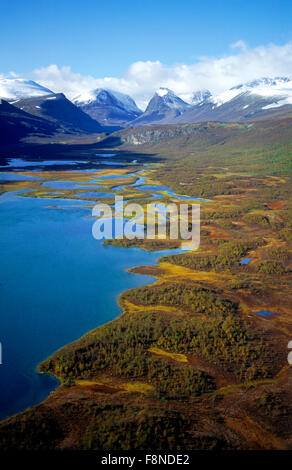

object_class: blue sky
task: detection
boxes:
[1,0,291,76]
[1,0,292,108]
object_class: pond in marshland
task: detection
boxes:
[252,310,278,318]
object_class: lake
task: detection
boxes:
[0,156,210,420]
[0,174,182,420]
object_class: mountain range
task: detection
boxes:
[127,78,292,126]
[173,77,292,124]
[1,76,292,144]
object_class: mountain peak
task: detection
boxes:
[128,88,190,127]
[74,88,141,112]
[148,88,189,111]
[191,89,212,105]
[155,87,172,97]
[232,76,291,91]
[210,76,292,108]
[73,88,142,126]
[0,78,53,102]
[12,92,103,133]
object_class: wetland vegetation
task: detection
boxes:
[0,117,292,450]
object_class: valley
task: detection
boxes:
[0,111,291,450]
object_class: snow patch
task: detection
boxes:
[156,88,169,97]
[0,78,53,101]
[211,76,292,107]
[73,88,141,113]
[211,88,243,107]
[262,100,289,110]
[191,89,212,105]
[152,88,190,111]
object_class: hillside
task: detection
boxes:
[129,88,190,126]
[0,99,58,145]
[74,88,142,126]
[13,93,104,134]
[109,117,292,175]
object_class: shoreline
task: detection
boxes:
[1,143,291,449]
[35,248,180,399]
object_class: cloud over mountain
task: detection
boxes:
[19,42,292,110]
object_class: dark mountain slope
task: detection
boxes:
[174,91,292,124]
[74,89,142,126]
[0,99,58,145]
[129,88,190,126]
[13,93,104,134]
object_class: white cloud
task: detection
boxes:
[230,40,248,51]
[8,71,19,78]
[25,42,292,110]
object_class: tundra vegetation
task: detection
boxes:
[0,118,292,450]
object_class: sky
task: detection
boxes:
[1,0,292,108]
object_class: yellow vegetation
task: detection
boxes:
[120,382,153,393]
[148,347,188,363]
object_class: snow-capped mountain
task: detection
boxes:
[191,89,212,105]
[73,89,142,126]
[128,88,190,126]
[2,76,292,136]
[0,78,53,101]
[175,77,292,124]
[211,76,292,108]
[13,93,103,134]
[152,88,191,111]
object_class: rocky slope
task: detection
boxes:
[129,88,190,126]
[74,89,142,126]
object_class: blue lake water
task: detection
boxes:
[0,173,42,181]
[0,189,181,420]
[95,154,117,158]
[128,170,147,186]
[252,310,277,318]
[42,180,103,190]
[0,158,90,168]
[137,185,210,201]
[78,192,114,198]
[133,177,146,186]
[113,175,210,202]
[0,162,210,421]
[96,174,130,180]
[95,161,125,166]
[240,257,253,265]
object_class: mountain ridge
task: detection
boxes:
[13,93,104,134]
[0,78,53,101]
[1,76,292,135]
[73,88,142,126]
[128,88,190,126]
